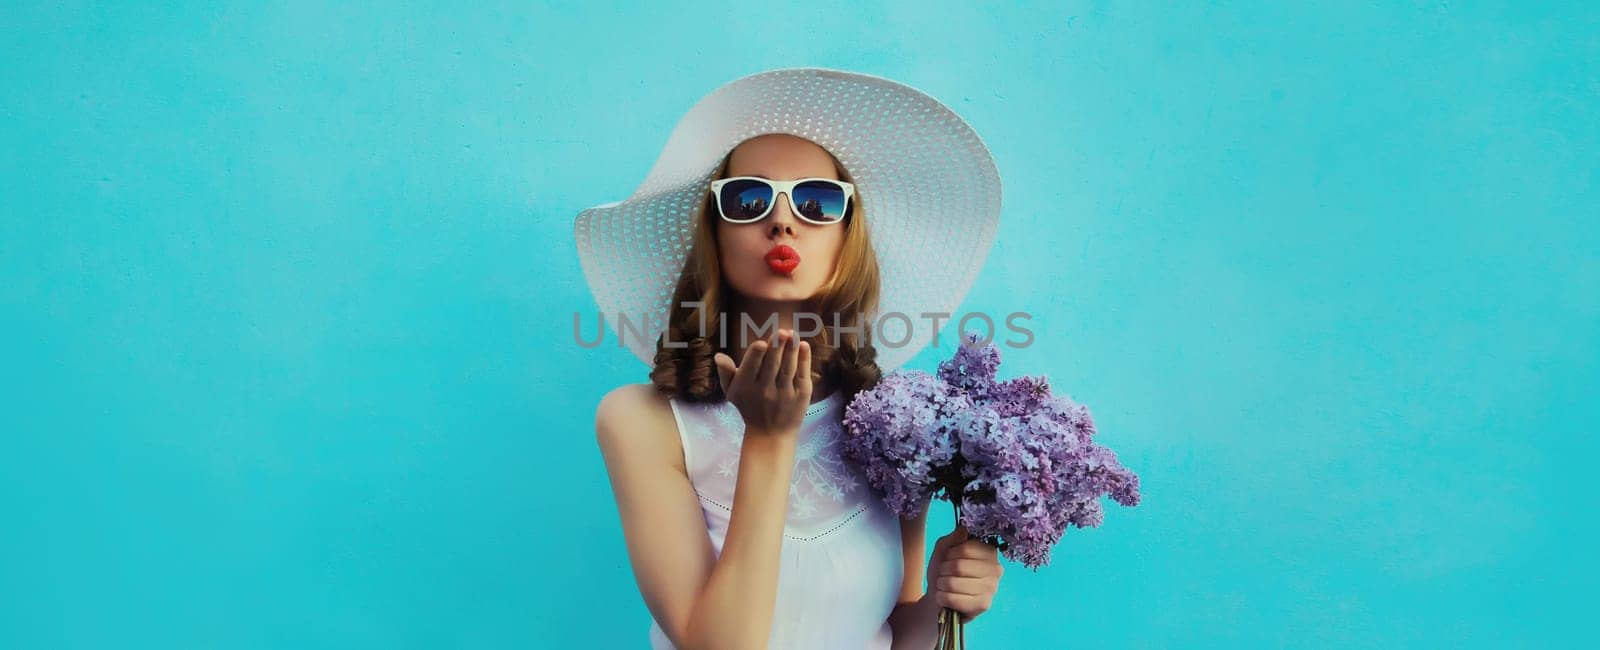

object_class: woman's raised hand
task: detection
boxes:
[713,328,813,437]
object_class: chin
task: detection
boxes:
[746,286,818,302]
[733,275,822,303]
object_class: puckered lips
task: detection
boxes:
[764,244,801,275]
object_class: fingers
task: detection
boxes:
[939,558,1002,580]
[741,339,769,368]
[794,338,812,392]
[733,340,769,393]
[713,352,736,394]
[946,540,1000,563]
[757,330,788,387]
[778,330,799,386]
[934,575,991,596]
[930,532,960,565]
[926,533,959,590]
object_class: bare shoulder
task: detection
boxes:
[594,383,683,470]
[595,382,674,430]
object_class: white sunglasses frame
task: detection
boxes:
[709,176,856,225]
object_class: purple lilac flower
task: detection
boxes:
[840,370,968,519]
[937,334,1002,397]
[841,330,1141,570]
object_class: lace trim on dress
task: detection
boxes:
[695,493,872,542]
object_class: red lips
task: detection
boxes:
[764,244,801,275]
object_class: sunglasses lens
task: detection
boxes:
[719,179,774,221]
[792,180,848,223]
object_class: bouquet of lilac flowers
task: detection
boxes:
[841,331,1141,648]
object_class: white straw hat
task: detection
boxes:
[574,66,1002,373]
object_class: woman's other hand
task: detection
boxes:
[928,526,1004,623]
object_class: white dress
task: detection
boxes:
[647,390,907,649]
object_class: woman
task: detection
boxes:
[578,68,1006,649]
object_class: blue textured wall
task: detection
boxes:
[2,1,1595,647]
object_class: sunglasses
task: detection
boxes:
[709,176,855,225]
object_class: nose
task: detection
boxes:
[767,190,798,238]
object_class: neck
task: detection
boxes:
[733,296,797,343]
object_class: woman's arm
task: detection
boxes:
[687,432,797,647]
[887,501,941,648]
[595,383,797,650]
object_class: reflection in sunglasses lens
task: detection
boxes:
[793,180,846,222]
[720,179,773,221]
